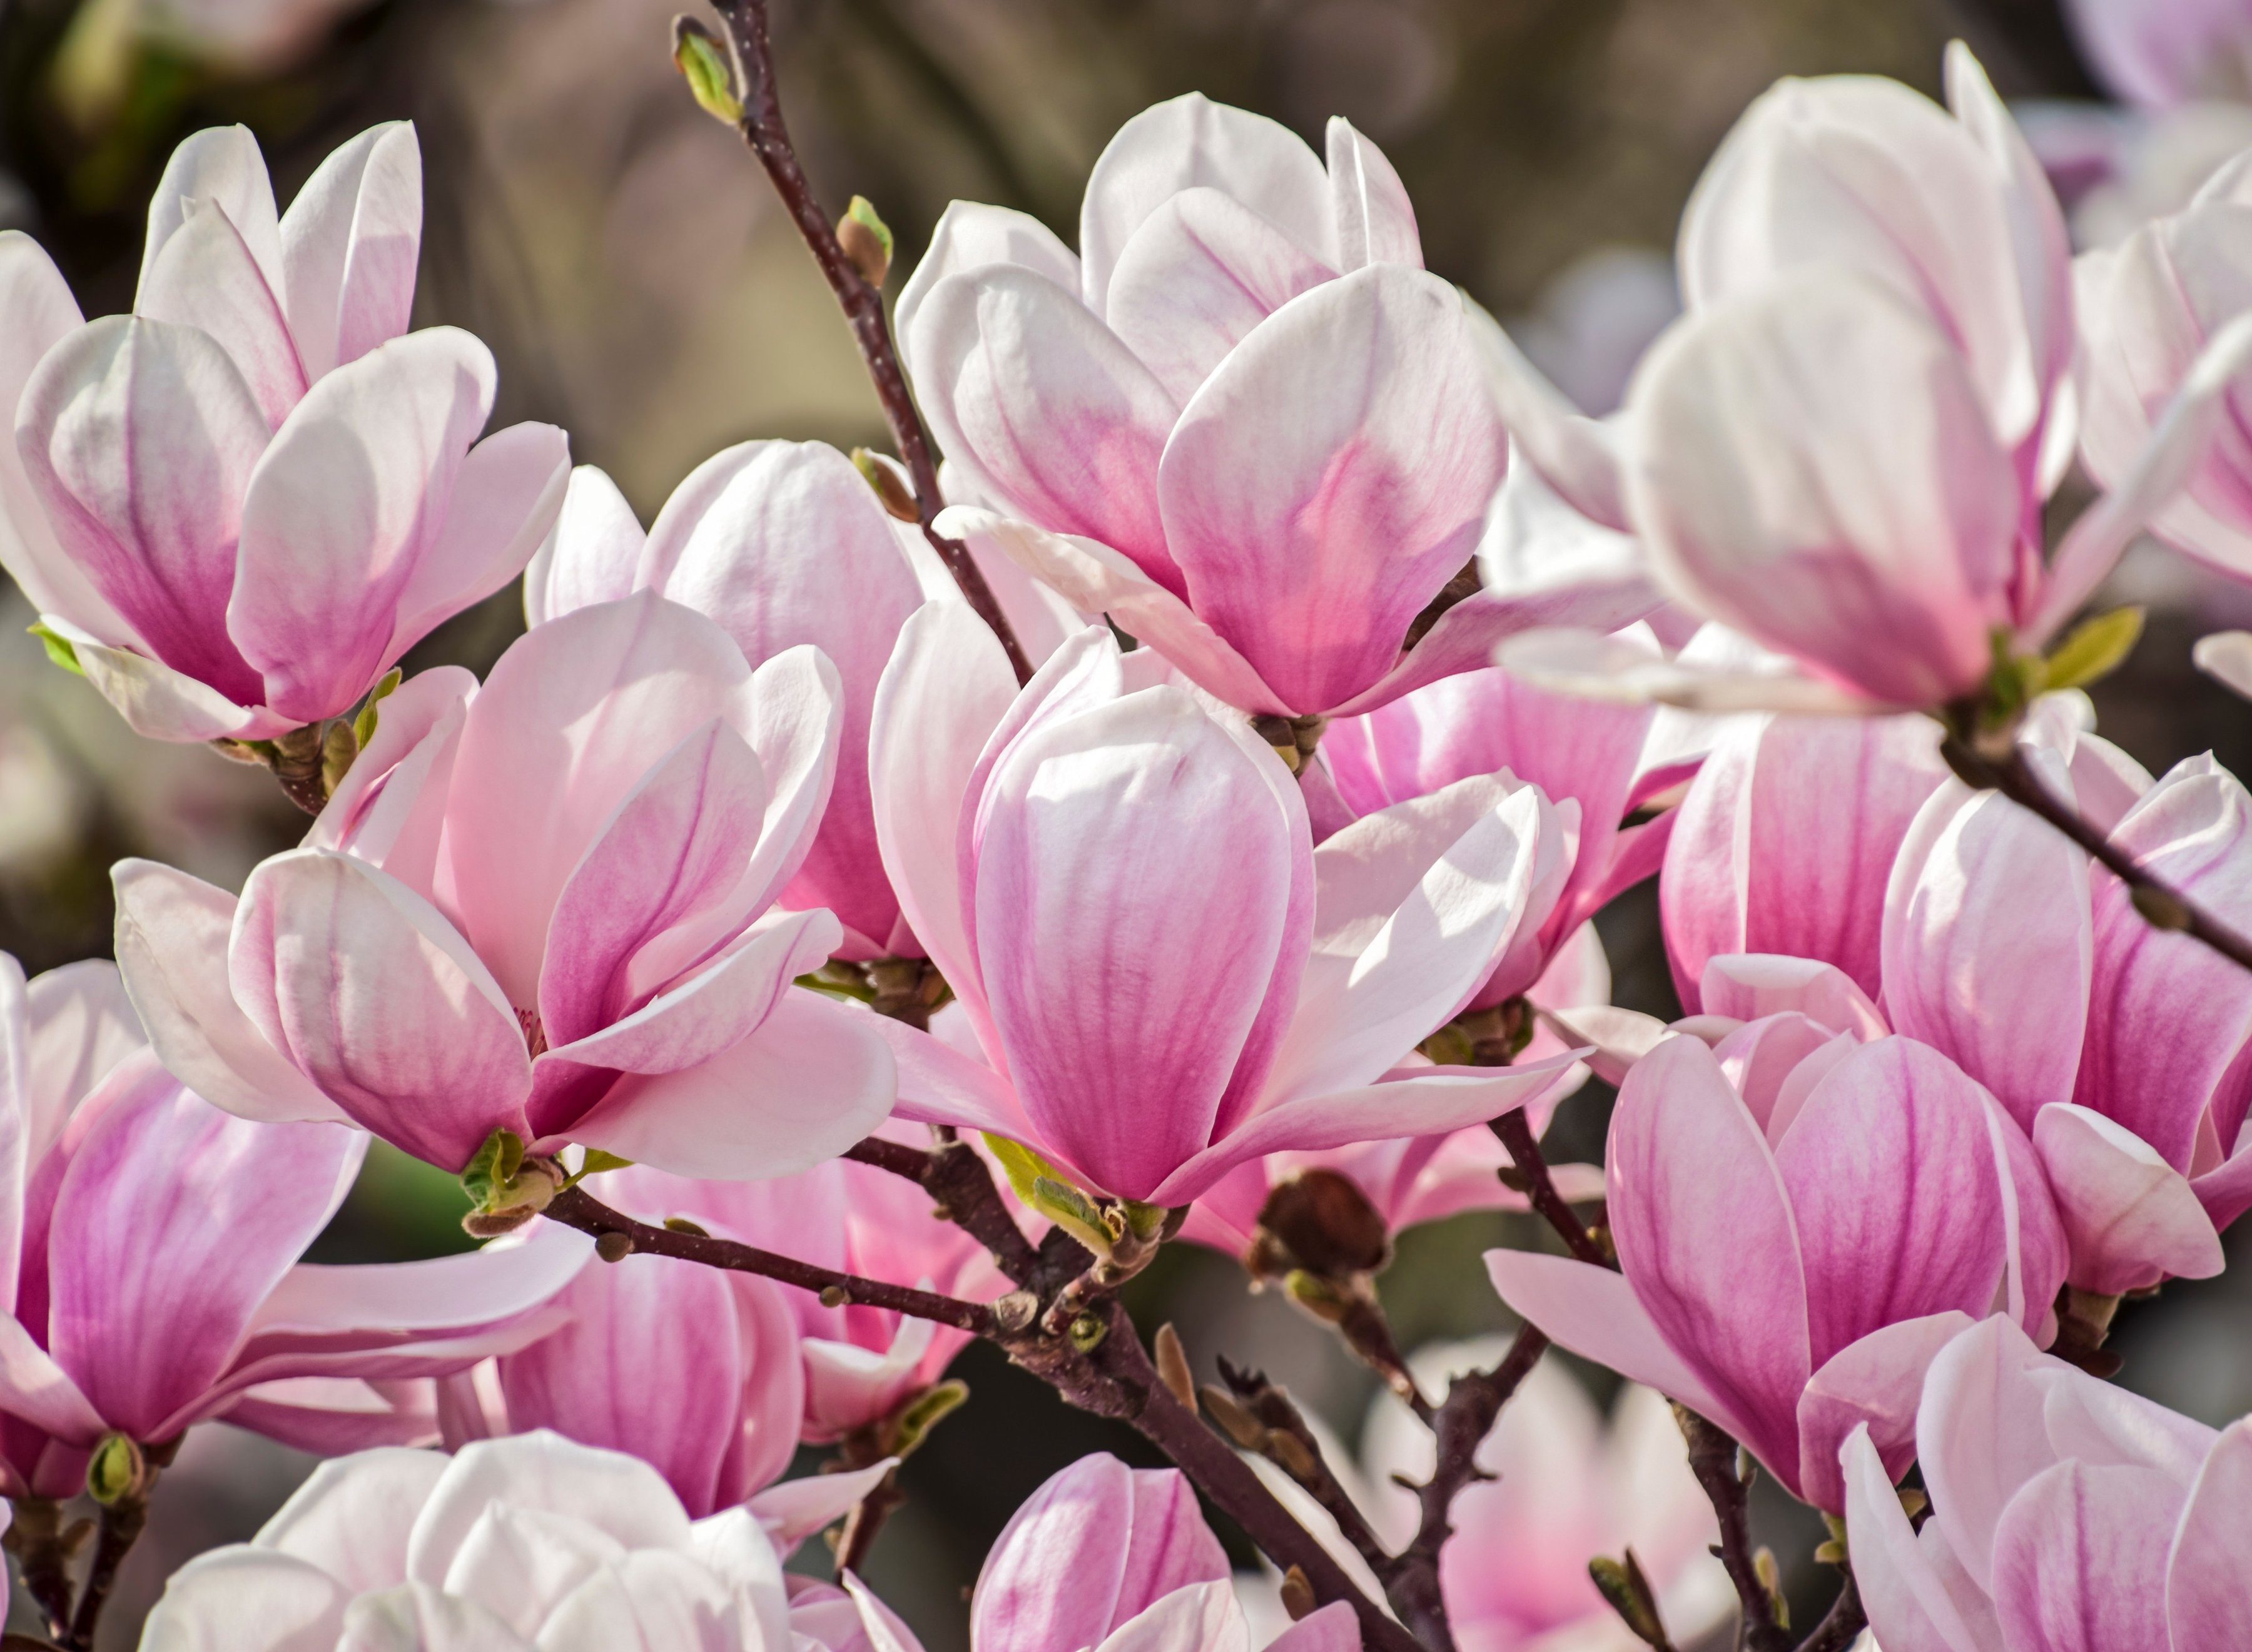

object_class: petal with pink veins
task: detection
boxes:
[2034,1104,2223,1294]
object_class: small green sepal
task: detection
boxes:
[29,622,83,677]
[671,18,743,124]
[352,667,403,749]
[2042,606,2144,693]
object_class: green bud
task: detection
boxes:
[851,448,920,522]
[28,622,83,677]
[664,1215,711,1237]
[1587,1550,1671,1648]
[353,668,403,749]
[2043,606,2144,694]
[886,1378,968,1457]
[86,1432,143,1506]
[460,1127,527,1208]
[838,196,894,286]
[1067,1312,1107,1352]
[671,18,743,124]
[1118,1198,1172,1244]
[459,1128,560,1231]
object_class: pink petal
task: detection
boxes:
[1795,1311,1977,1515]
[1463,302,1631,532]
[405,1431,695,1586]
[938,508,1289,714]
[1156,265,1509,714]
[524,465,646,628]
[2076,758,2252,1170]
[908,266,1180,589]
[2168,1421,2252,1645]
[1606,1034,1811,1486]
[567,990,893,1181]
[258,1445,449,1588]
[279,121,422,379]
[139,1551,350,1651]
[17,315,271,704]
[228,327,499,724]
[134,198,307,427]
[871,1016,1033,1142]
[1774,1038,2014,1369]
[1105,187,1336,402]
[138,126,283,310]
[47,622,271,741]
[1625,270,2017,708]
[896,201,1080,373]
[1840,1423,1999,1652]
[642,440,926,951]
[48,1055,361,1439]
[1883,778,2092,1128]
[970,687,1309,1200]
[869,601,1020,1018]
[110,858,347,1125]
[1661,712,1947,1010]
[233,848,532,1171]
[1990,1461,2181,1652]
[1077,93,1333,314]
[442,591,756,1008]
[750,1460,895,1554]
[1696,955,1888,1040]
[1271,1601,1361,1652]
[2033,1103,2224,1294]
[1326,118,1420,271]
[971,1453,1228,1652]
[1914,1316,2067,1594]
[304,663,477,894]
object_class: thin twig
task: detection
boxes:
[833,1464,905,1575]
[708,0,1033,684]
[1491,1108,1610,1267]
[1942,735,2252,976]
[1212,1361,1402,1588]
[65,1495,148,1651]
[1677,1408,1788,1652]
[841,1133,1045,1286]
[544,1185,998,1336]
[8,1499,76,1643]
[1793,1568,1865,1652]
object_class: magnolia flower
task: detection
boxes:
[899,93,1644,721]
[0,954,585,1497]
[1247,1344,1730,1652]
[2079,155,2252,581]
[1487,957,2067,1511]
[1884,711,2252,1293]
[524,447,1075,958]
[1325,624,1687,1008]
[0,123,567,742]
[1492,47,2252,712]
[976,1453,1354,1652]
[111,592,893,1180]
[1842,1314,2252,1651]
[601,1143,1007,1443]
[2065,0,2252,111]
[137,1431,910,1651]
[863,604,1581,1207]
[1660,711,1950,1011]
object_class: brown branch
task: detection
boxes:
[1210,1360,1402,1589]
[1491,1108,1610,1268]
[1942,735,2252,977]
[1793,1569,1864,1652]
[545,1184,998,1336]
[833,1464,905,1575]
[65,1495,149,1652]
[841,1133,1045,1287]
[706,0,1033,684]
[7,1499,76,1644]
[1676,1408,1788,1652]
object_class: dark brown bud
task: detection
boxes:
[1279,1566,1317,1622]
[594,1230,634,1264]
[1253,1168,1391,1278]
[1154,1322,1196,1411]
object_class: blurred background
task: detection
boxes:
[4,0,2252,1644]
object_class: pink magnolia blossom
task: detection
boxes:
[975,1452,1354,1652]
[1487,959,2067,1512]
[2079,156,2252,581]
[1250,1345,1730,1652]
[1660,711,1950,1011]
[1326,624,1687,1007]
[524,446,1075,958]
[0,953,585,1499]
[865,604,1582,1207]
[110,591,894,1178]
[2064,0,2252,110]
[0,123,568,742]
[1493,47,2252,712]
[136,1431,910,1651]
[1884,710,2252,1294]
[599,1143,1007,1444]
[898,94,1648,721]
[1842,1314,2252,1652]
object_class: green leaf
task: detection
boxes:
[579,1149,633,1177]
[888,1378,969,1457]
[459,1128,527,1210]
[2043,606,2145,693]
[28,622,83,677]
[844,195,894,263]
[983,1133,1065,1206]
[1031,1175,1114,1259]
[353,667,403,748]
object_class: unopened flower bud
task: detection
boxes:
[87,1433,145,1506]
[851,448,921,522]
[837,195,894,286]
[672,17,743,124]
[1279,1566,1317,1623]
[1588,1549,1670,1648]
[1253,1168,1391,1279]
[594,1231,634,1264]
[1154,1322,1196,1411]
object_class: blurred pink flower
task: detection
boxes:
[0,954,584,1499]
[0,123,567,741]
[111,592,893,1178]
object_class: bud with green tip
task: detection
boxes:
[671,16,743,124]
[1588,1549,1674,1649]
[837,196,893,286]
[87,1432,145,1505]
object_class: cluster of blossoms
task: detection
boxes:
[12,3,2252,1649]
